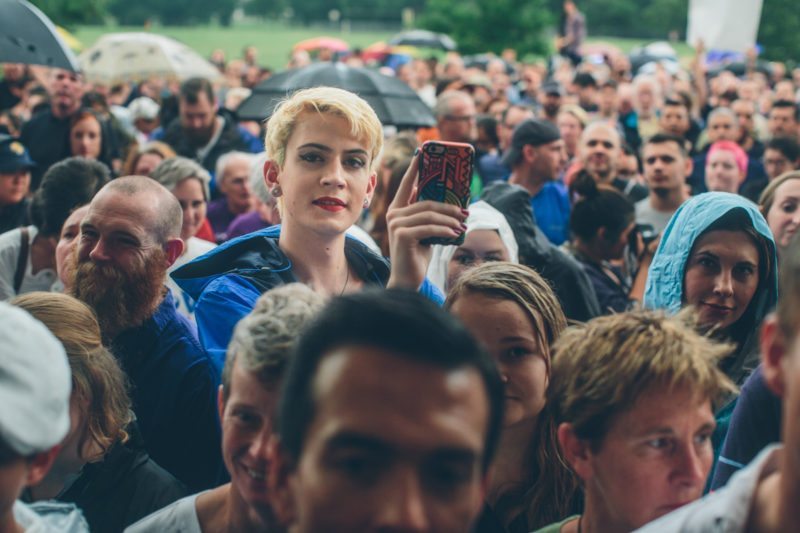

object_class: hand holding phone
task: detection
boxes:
[416,140,474,245]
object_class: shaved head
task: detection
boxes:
[101,176,183,243]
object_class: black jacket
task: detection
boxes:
[25,423,187,533]
[157,110,261,176]
[481,183,601,322]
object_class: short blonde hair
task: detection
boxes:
[264,86,384,174]
[548,310,736,449]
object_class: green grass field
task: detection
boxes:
[71,23,694,72]
[73,22,396,71]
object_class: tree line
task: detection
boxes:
[31,0,799,61]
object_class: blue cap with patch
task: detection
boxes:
[0,135,35,173]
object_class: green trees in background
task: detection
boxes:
[756,0,800,61]
[106,0,237,26]
[29,0,800,61]
[30,0,106,25]
[419,0,553,55]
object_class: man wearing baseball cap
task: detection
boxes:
[0,135,34,234]
[0,302,88,532]
[504,118,570,245]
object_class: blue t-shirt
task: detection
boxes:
[530,181,571,245]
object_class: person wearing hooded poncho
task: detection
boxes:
[426,201,519,293]
[644,192,778,386]
[644,192,778,491]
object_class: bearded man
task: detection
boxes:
[70,177,222,492]
[152,77,261,178]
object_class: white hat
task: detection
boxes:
[0,303,71,456]
[128,96,160,121]
[426,200,519,293]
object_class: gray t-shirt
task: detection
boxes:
[635,198,675,235]
[125,493,201,533]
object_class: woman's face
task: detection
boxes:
[133,153,164,176]
[766,179,800,253]
[599,221,636,261]
[56,205,89,289]
[272,112,376,239]
[447,229,510,289]
[683,230,760,330]
[450,292,548,428]
[173,178,207,242]
[51,395,92,477]
[705,150,744,193]
[70,116,102,160]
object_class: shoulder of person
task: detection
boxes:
[124,494,200,533]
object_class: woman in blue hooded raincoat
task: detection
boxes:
[644,192,778,386]
[644,193,779,489]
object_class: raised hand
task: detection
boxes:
[386,153,468,290]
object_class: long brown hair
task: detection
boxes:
[12,292,132,459]
[446,262,581,529]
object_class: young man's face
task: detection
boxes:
[276,346,490,532]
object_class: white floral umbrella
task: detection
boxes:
[79,32,220,85]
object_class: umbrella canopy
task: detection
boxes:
[237,61,435,128]
[78,32,220,85]
[293,37,350,53]
[389,29,457,51]
[0,0,80,70]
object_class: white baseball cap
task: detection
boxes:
[0,303,71,456]
[128,96,160,121]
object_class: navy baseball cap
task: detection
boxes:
[0,135,35,173]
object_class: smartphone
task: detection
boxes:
[416,140,474,246]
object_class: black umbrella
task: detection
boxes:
[0,0,80,71]
[388,29,457,51]
[237,61,436,128]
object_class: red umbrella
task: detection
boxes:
[293,37,350,53]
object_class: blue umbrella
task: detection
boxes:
[0,0,80,71]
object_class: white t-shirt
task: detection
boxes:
[167,237,216,320]
[124,493,201,533]
[0,226,58,301]
[13,500,89,532]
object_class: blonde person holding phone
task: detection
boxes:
[172,86,467,363]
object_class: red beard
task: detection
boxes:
[70,248,167,340]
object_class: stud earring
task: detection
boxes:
[271,186,282,197]
[363,198,370,208]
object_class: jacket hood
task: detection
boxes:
[644,192,777,317]
[426,201,519,293]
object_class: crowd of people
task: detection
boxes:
[3,3,800,530]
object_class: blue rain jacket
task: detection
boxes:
[172,225,444,365]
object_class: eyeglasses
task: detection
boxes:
[444,114,476,123]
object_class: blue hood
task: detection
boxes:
[644,192,777,316]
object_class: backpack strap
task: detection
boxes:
[14,227,30,294]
